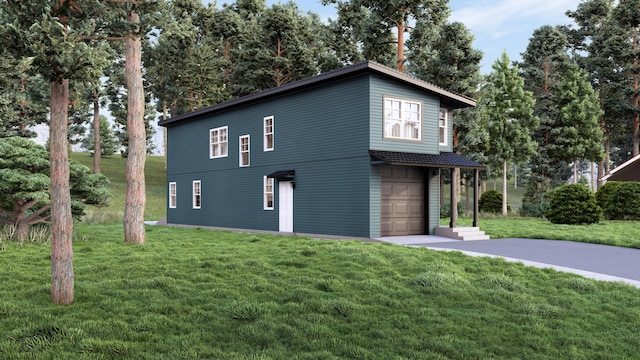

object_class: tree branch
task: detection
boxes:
[25,205,52,223]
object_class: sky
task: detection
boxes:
[210,0,584,73]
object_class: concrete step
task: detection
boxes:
[435,226,490,241]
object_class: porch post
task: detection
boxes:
[473,168,479,228]
[449,168,456,228]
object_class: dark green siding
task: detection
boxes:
[167,75,372,237]
[369,74,440,154]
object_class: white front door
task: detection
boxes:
[279,181,294,232]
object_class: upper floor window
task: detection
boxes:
[384,97,422,141]
[439,108,448,146]
[192,180,201,209]
[239,135,250,167]
[210,126,228,158]
[169,182,177,209]
[264,116,274,151]
[264,176,274,210]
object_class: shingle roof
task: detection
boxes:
[369,150,483,169]
[159,61,476,127]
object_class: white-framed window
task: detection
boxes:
[264,116,274,151]
[264,176,274,210]
[439,108,448,146]
[384,97,422,141]
[192,180,201,209]
[210,126,228,158]
[169,182,177,209]
[239,135,250,167]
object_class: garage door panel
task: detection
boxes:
[380,165,424,236]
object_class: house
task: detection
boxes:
[600,154,640,182]
[159,61,484,239]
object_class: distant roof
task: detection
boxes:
[369,150,484,169]
[601,154,640,182]
[159,61,476,127]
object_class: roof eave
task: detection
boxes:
[159,61,477,127]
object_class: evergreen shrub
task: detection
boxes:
[545,184,601,225]
[479,190,511,213]
[595,181,622,219]
[605,182,640,220]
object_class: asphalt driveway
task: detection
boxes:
[377,236,640,288]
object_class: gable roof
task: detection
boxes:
[601,154,640,182]
[159,61,477,127]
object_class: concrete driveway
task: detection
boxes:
[375,236,640,288]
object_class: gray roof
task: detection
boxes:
[159,61,477,127]
[369,150,484,169]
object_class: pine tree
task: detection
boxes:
[549,64,604,182]
[481,52,539,215]
[2,0,111,304]
[0,137,110,242]
[520,25,574,189]
[82,115,118,157]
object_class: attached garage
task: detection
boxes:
[380,165,426,236]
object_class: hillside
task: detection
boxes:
[70,152,167,222]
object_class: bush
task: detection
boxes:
[545,184,601,225]
[440,202,463,218]
[519,201,549,218]
[595,181,622,218]
[605,182,640,220]
[479,190,511,213]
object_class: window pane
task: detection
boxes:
[384,98,421,140]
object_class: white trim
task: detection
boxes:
[264,116,274,151]
[192,180,201,209]
[239,134,250,167]
[439,108,448,146]
[383,97,422,141]
[209,126,228,159]
[264,176,274,210]
[169,182,177,209]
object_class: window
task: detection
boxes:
[439,108,448,145]
[384,97,422,141]
[264,176,274,210]
[210,126,228,158]
[192,180,201,209]
[264,116,274,151]
[239,135,250,167]
[169,182,177,209]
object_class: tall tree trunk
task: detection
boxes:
[397,20,405,72]
[50,79,74,305]
[163,99,168,170]
[591,162,596,191]
[124,10,147,244]
[93,88,101,174]
[597,159,605,188]
[574,159,579,184]
[502,159,508,216]
[513,163,518,190]
[633,31,639,157]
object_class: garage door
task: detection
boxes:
[380,165,425,236]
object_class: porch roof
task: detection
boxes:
[369,150,483,169]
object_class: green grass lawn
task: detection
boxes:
[70,152,167,222]
[2,224,640,359]
[447,216,640,248]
